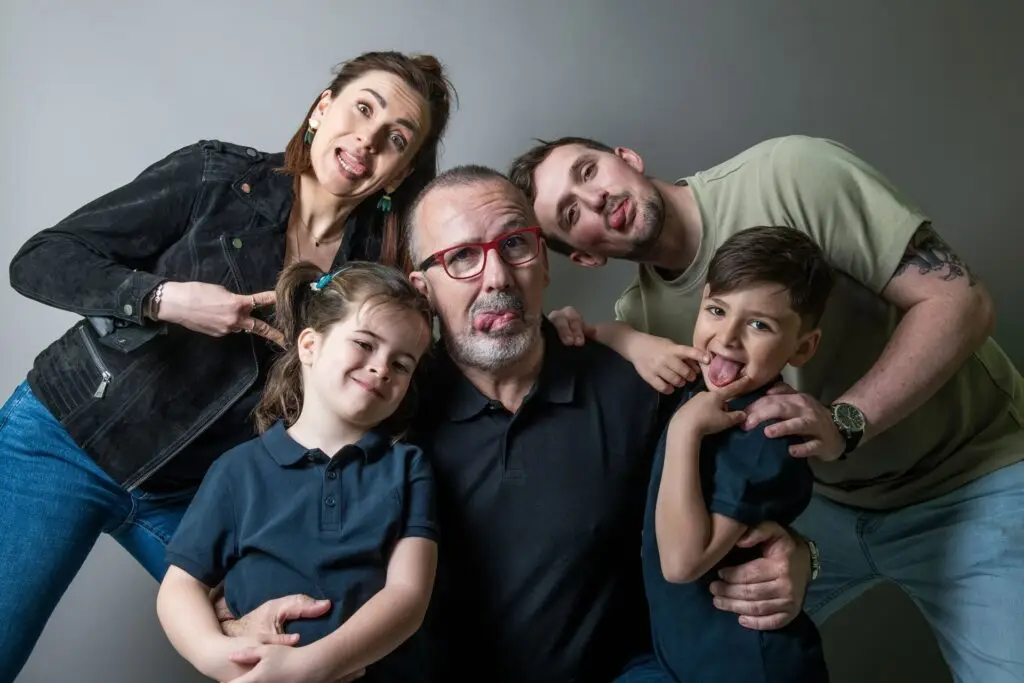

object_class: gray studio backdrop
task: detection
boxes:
[3,1,1021,681]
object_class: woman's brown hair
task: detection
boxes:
[281,51,457,271]
[254,260,432,437]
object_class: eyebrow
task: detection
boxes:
[354,329,418,361]
[555,155,591,231]
[361,88,420,134]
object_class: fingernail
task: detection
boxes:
[713,598,722,608]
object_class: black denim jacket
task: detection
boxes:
[9,140,384,489]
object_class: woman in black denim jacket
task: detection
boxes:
[0,50,455,679]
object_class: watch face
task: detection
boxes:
[834,403,866,431]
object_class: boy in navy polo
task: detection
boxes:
[642,226,833,682]
[157,262,437,683]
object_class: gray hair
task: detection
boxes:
[404,164,516,267]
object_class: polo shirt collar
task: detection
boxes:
[260,420,390,466]
[444,319,577,422]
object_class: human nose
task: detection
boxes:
[367,357,391,381]
[353,120,382,154]
[480,245,514,292]
[717,319,743,348]
[578,187,606,212]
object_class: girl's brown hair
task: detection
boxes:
[281,51,457,271]
[254,260,432,437]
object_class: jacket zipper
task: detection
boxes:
[78,324,113,398]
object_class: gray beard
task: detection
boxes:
[441,290,540,371]
[444,320,539,371]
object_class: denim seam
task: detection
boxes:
[107,495,140,537]
[805,576,879,616]
[129,514,177,547]
[0,385,28,432]
[856,514,882,575]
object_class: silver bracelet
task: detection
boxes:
[147,282,166,321]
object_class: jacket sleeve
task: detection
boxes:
[9,142,206,326]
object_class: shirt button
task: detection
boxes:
[325,495,336,507]
[122,304,133,316]
[326,470,337,480]
[232,238,243,249]
[246,148,257,158]
[306,454,316,463]
[240,182,251,194]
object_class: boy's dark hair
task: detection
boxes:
[706,226,835,329]
[254,260,432,438]
[508,136,616,257]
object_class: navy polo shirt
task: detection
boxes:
[165,421,438,681]
[642,381,829,683]
[411,321,673,683]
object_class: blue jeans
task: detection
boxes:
[0,381,197,682]
[796,461,1024,683]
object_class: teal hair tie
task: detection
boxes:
[310,265,351,292]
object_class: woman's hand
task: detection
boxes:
[158,282,283,346]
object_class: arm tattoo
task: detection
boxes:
[894,224,977,285]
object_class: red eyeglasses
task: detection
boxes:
[417,227,543,280]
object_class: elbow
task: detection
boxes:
[8,237,48,298]
[659,553,704,584]
[974,288,997,340]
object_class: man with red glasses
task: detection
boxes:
[403,164,812,682]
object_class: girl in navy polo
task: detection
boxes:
[158,261,437,683]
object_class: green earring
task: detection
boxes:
[377,193,392,213]
[303,117,319,145]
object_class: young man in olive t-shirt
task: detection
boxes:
[509,134,1024,683]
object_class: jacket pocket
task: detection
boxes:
[96,322,166,354]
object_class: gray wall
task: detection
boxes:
[3,1,1021,681]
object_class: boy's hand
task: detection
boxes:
[624,333,709,394]
[547,306,595,346]
[673,375,756,436]
[228,644,329,683]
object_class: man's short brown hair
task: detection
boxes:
[508,136,615,257]
[706,226,835,329]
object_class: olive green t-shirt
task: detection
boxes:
[615,135,1024,510]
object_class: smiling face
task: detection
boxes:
[409,178,550,371]
[307,70,430,201]
[692,282,821,391]
[298,301,431,430]
[529,143,665,264]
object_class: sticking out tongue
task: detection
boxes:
[474,311,518,332]
[707,355,744,387]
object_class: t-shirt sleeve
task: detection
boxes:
[164,456,239,587]
[401,445,439,542]
[706,426,814,529]
[614,280,648,331]
[763,136,930,294]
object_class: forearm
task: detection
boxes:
[8,144,201,325]
[655,424,713,582]
[10,236,164,324]
[591,321,640,358]
[157,568,250,681]
[305,583,430,679]
[837,295,993,441]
